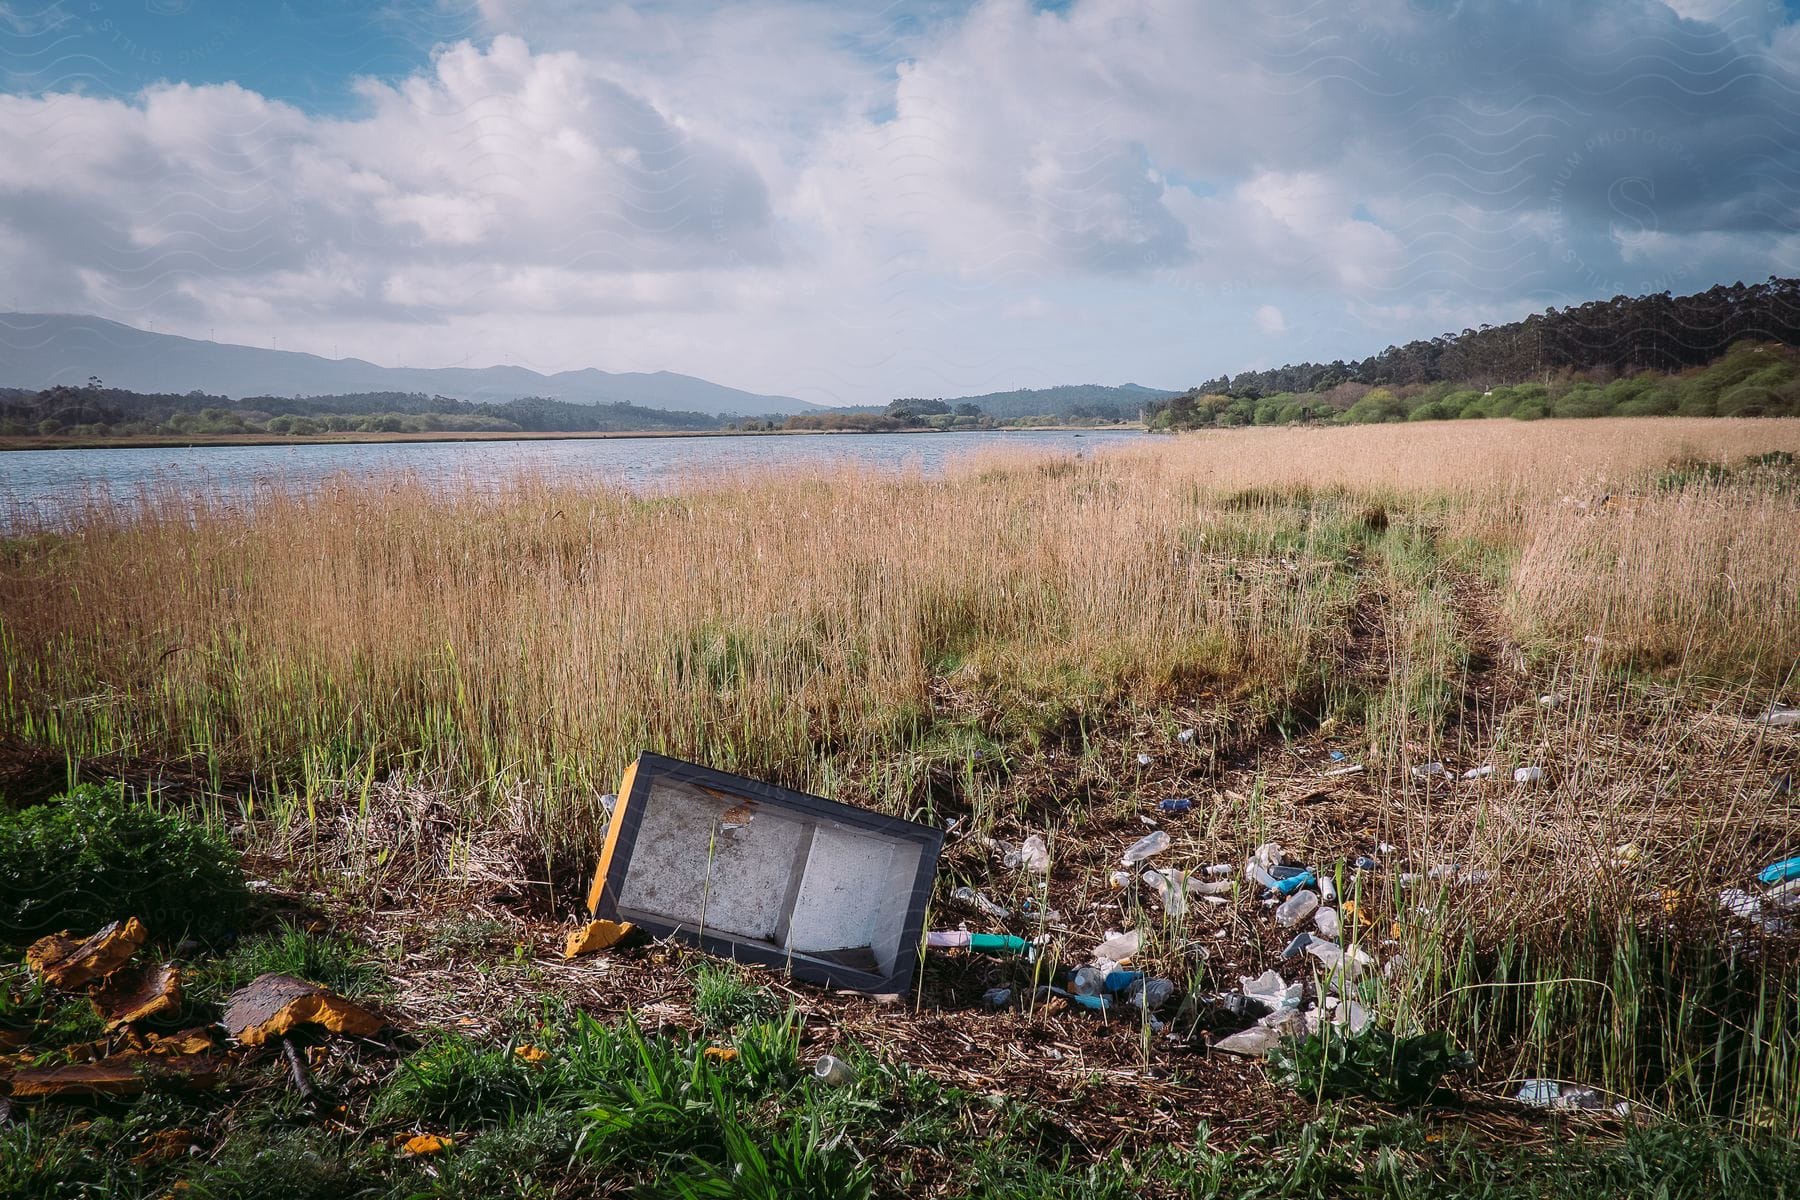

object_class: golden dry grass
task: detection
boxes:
[4,415,1799,1119]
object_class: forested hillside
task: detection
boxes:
[0,385,725,437]
[1151,279,1800,430]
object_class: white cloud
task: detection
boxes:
[1,1,1798,401]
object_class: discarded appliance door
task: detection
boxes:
[585,752,944,992]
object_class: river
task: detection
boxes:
[0,428,1148,524]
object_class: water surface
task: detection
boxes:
[1,428,1146,524]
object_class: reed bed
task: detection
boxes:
[4,416,1800,1124]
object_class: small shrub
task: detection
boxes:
[1269,1025,1472,1106]
[0,782,247,944]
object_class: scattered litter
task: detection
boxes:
[1314,907,1341,940]
[515,1045,548,1065]
[813,1054,856,1086]
[1270,870,1317,897]
[1275,890,1320,927]
[1305,940,1375,979]
[1240,970,1302,1013]
[1323,764,1364,778]
[1135,753,1153,766]
[1122,830,1170,866]
[926,931,1038,958]
[1205,863,1232,877]
[586,752,943,993]
[1094,929,1142,963]
[1760,857,1800,887]
[599,793,618,814]
[1377,842,1398,854]
[1329,750,1346,761]
[952,886,1012,920]
[1612,843,1640,869]
[703,1045,739,1063]
[1158,798,1193,814]
[564,919,635,958]
[1462,765,1495,780]
[1538,694,1558,707]
[1720,889,1763,920]
[1127,977,1176,1012]
[1107,871,1133,890]
[1411,763,1447,779]
[1318,875,1337,903]
[1515,1080,1606,1111]
[1353,855,1378,871]
[1007,834,1051,873]
[1177,728,1196,744]
[1758,704,1799,726]
[402,1134,453,1156]
[26,917,150,990]
[1513,766,1545,784]
[1212,1022,1291,1057]
[223,974,383,1047]
[1281,932,1315,959]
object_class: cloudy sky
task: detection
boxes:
[2,0,1797,403]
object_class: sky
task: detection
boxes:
[1,0,1798,405]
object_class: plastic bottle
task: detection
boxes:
[1314,906,1341,940]
[1205,863,1232,877]
[952,886,1011,919]
[1411,762,1447,779]
[1095,929,1141,962]
[1069,966,1108,996]
[1122,830,1170,866]
[1275,890,1319,927]
[1128,977,1175,1011]
[813,1055,857,1087]
[1318,874,1337,903]
[1158,798,1193,814]
[1513,766,1544,784]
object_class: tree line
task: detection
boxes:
[0,385,725,438]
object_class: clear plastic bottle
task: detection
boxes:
[1314,906,1341,940]
[1275,889,1320,927]
[1069,966,1107,996]
[1122,830,1170,866]
[1095,929,1141,962]
[1128,977,1176,1011]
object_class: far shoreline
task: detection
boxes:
[0,424,1145,453]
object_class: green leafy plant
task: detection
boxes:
[1270,1025,1473,1106]
[0,782,247,944]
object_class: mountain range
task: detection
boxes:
[0,313,812,417]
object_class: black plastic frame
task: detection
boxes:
[590,751,944,993]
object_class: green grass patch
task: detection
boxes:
[0,781,247,945]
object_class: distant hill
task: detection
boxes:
[0,313,812,417]
[1192,277,1800,399]
[0,384,725,438]
[864,383,1176,421]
